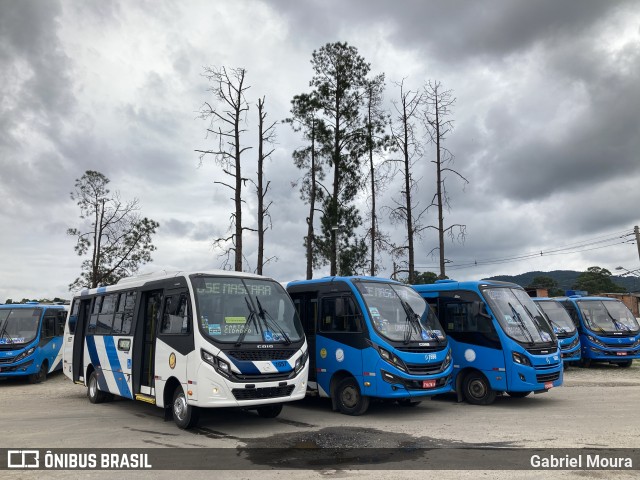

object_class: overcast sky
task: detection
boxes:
[1,0,640,301]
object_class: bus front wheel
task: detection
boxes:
[28,362,47,384]
[256,404,283,418]
[172,387,199,429]
[335,377,370,415]
[617,360,633,368]
[88,371,108,404]
[462,372,496,405]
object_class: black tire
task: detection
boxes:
[507,391,531,398]
[334,377,370,415]
[172,386,199,429]
[579,358,591,368]
[397,399,422,407]
[617,360,633,368]
[256,403,283,418]
[462,372,496,405]
[28,362,48,384]
[88,371,108,404]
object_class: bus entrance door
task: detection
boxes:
[72,299,91,383]
[137,290,163,398]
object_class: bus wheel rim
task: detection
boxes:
[89,376,96,397]
[341,386,358,408]
[174,393,187,421]
[469,379,486,399]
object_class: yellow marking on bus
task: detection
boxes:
[135,394,156,405]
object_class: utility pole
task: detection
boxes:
[635,225,640,262]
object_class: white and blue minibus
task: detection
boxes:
[0,302,68,383]
[286,276,453,415]
[63,270,309,428]
[413,280,563,405]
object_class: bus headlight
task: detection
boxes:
[441,351,452,371]
[14,347,36,362]
[512,352,531,366]
[201,349,231,377]
[587,335,606,347]
[375,346,407,372]
[294,350,308,374]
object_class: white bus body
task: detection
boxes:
[63,270,308,428]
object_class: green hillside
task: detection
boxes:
[487,270,637,293]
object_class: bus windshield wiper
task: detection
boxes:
[521,303,549,342]
[508,302,535,345]
[255,296,291,345]
[602,307,629,332]
[236,297,260,347]
[399,298,431,344]
[0,321,14,344]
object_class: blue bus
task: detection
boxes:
[533,298,581,366]
[286,276,452,415]
[0,302,68,383]
[413,280,563,405]
[558,296,640,368]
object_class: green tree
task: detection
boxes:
[528,275,564,297]
[573,266,626,294]
[67,170,159,290]
[301,42,371,276]
[412,271,440,285]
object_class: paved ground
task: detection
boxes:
[1,362,639,479]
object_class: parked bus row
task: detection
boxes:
[1,271,638,430]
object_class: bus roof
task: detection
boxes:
[412,279,523,292]
[75,270,276,297]
[0,303,67,310]
[287,275,402,288]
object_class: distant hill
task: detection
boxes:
[486,270,637,293]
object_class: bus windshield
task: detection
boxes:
[483,287,555,345]
[0,308,41,345]
[355,281,445,343]
[536,300,577,335]
[192,276,304,344]
[577,300,640,334]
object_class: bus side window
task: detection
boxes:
[55,311,66,336]
[43,311,56,339]
[96,294,117,334]
[320,297,362,333]
[160,293,191,334]
[68,300,79,335]
[87,297,103,335]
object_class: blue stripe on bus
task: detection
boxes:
[85,336,108,391]
[228,358,261,375]
[97,286,107,293]
[103,336,132,399]
[271,361,293,373]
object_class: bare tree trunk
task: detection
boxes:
[403,100,415,285]
[435,95,445,279]
[307,119,317,280]
[256,101,265,275]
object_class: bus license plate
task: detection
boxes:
[423,380,436,389]
[544,382,553,390]
[617,352,627,356]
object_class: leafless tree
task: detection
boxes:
[423,80,468,279]
[196,66,253,271]
[387,79,426,285]
[254,96,277,275]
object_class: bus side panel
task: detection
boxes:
[154,337,188,408]
[450,338,508,392]
[315,335,363,398]
[40,336,63,374]
[84,335,133,397]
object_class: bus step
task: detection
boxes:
[135,394,156,405]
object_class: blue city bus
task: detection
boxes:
[413,280,563,405]
[533,298,581,366]
[558,296,640,368]
[0,302,68,383]
[286,276,452,415]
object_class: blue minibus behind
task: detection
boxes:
[413,280,563,405]
[287,276,452,415]
[533,298,581,366]
[0,302,68,383]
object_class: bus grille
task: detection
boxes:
[525,346,557,355]
[405,361,444,375]
[396,345,447,353]
[0,357,16,364]
[536,372,560,383]
[227,349,295,362]
[231,385,295,401]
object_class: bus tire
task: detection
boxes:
[617,360,633,368]
[256,403,283,418]
[335,377,370,415]
[88,371,108,404]
[28,362,48,384]
[397,399,422,407]
[462,372,496,405]
[507,391,531,398]
[172,387,199,429]
[579,358,591,368]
